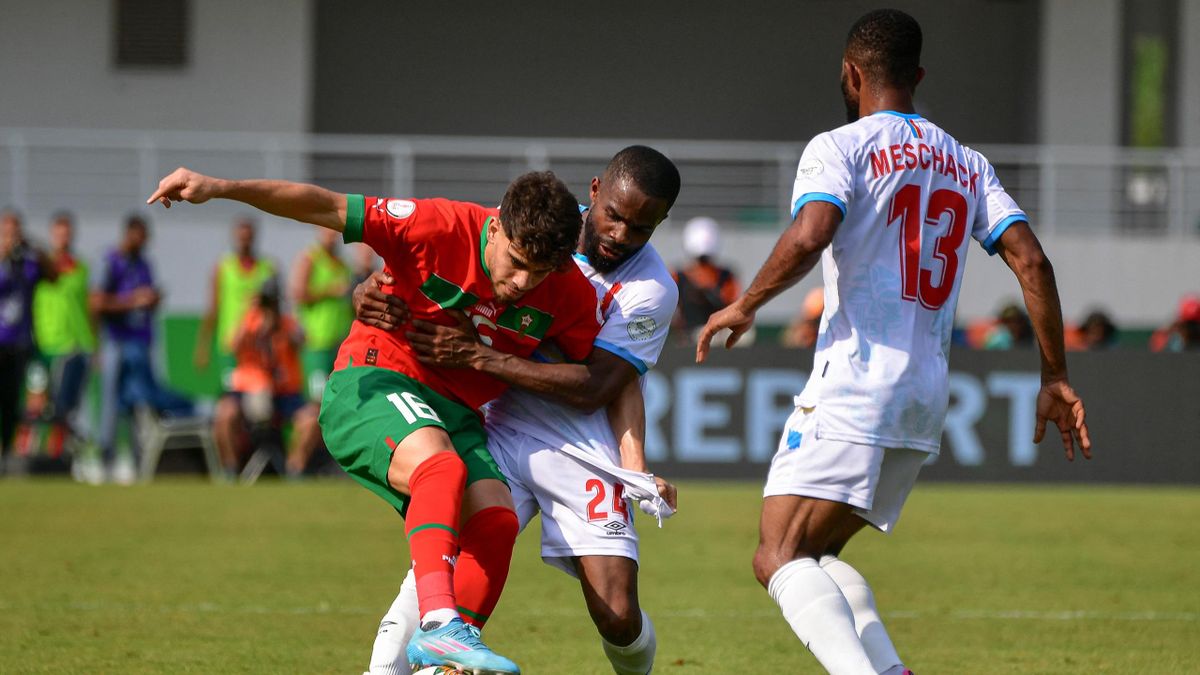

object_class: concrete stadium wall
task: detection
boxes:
[311,0,1040,144]
[0,0,313,132]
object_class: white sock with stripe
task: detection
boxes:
[601,611,656,675]
[820,554,905,674]
[767,557,876,675]
[368,569,419,675]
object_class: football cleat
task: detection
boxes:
[406,617,520,674]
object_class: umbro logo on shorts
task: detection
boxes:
[603,521,627,536]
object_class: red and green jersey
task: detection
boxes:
[337,195,600,411]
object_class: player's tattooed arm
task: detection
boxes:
[608,376,677,510]
[147,167,348,232]
[351,271,410,330]
[696,201,841,362]
[994,221,1092,461]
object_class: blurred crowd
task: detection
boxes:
[0,208,376,483]
[1,208,1196,481]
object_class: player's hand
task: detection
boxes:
[352,271,408,330]
[1034,379,1092,461]
[696,299,756,363]
[146,167,224,209]
[654,476,677,511]
[407,311,483,369]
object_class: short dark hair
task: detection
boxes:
[603,145,681,207]
[50,210,75,226]
[845,9,923,89]
[499,171,581,268]
[125,213,149,232]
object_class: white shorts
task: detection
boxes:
[762,406,928,532]
[487,422,639,577]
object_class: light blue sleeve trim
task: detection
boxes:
[792,192,848,219]
[572,252,590,264]
[981,213,1026,256]
[578,204,588,214]
[594,339,648,375]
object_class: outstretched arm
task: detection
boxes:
[696,201,841,362]
[993,221,1091,460]
[147,168,347,232]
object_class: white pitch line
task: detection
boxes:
[0,600,1195,622]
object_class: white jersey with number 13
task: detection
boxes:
[791,111,1026,453]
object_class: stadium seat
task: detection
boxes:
[135,405,221,481]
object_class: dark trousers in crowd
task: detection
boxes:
[98,340,193,465]
[0,345,30,458]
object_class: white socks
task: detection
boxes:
[767,558,876,675]
[368,569,420,675]
[820,555,905,674]
[601,610,657,675]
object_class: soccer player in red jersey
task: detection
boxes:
[148,168,600,674]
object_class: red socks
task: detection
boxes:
[404,452,467,618]
[453,506,520,627]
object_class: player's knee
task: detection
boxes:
[592,598,642,646]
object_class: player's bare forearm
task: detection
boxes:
[606,376,648,473]
[473,347,639,413]
[740,201,841,313]
[995,222,1068,382]
[218,179,347,232]
[148,168,347,232]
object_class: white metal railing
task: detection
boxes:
[3,127,1199,237]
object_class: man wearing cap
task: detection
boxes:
[672,216,743,343]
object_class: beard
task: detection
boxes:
[580,216,634,273]
[841,75,860,124]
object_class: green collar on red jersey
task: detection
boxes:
[480,217,494,279]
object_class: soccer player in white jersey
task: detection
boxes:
[698,9,1092,675]
[354,146,681,675]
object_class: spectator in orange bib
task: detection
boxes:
[213,278,321,478]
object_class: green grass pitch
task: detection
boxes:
[0,480,1196,673]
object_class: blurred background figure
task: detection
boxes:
[981,303,1035,350]
[195,218,277,388]
[93,215,191,484]
[213,279,320,479]
[1066,309,1119,351]
[1150,294,1200,352]
[781,287,824,349]
[672,216,747,345]
[0,209,54,475]
[290,228,352,402]
[15,212,96,464]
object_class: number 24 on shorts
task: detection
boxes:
[585,479,628,522]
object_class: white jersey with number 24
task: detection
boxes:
[791,111,1026,453]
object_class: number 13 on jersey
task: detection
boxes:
[888,183,969,310]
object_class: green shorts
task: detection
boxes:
[318,366,504,516]
[302,348,338,401]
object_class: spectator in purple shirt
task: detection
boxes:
[0,209,55,475]
[93,215,190,483]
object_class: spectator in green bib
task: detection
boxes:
[23,212,96,458]
[289,227,353,401]
[194,218,277,389]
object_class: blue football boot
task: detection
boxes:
[406,617,520,674]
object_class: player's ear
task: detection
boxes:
[914,66,926,88]
[590,177,601,204]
